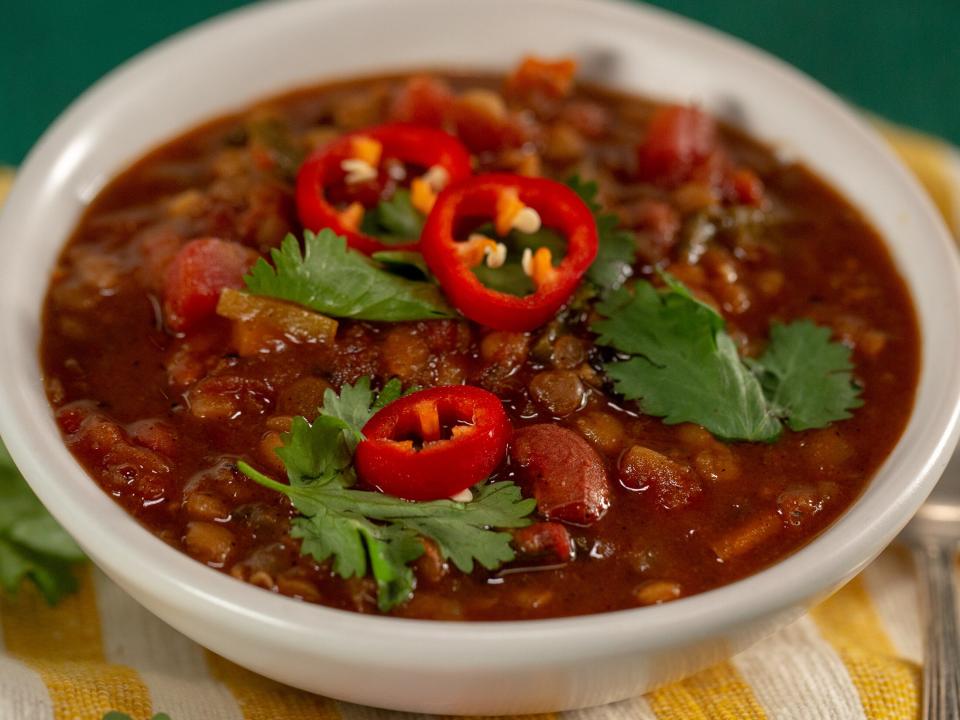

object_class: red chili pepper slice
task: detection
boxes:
[296,123,473,255]
[354,386,511,501]
[420,174,598,331]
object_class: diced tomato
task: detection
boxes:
[388,75,454,127]
[451,91,531,153]
[637,105,716,186]
[730,167,765,206]
[505,56,577,102]
[163,238,259,332]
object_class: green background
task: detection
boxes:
[2,0,958,165]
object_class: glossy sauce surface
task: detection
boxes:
[40,70,919,619]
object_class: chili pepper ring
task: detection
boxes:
[420,174,599,331]
[355,385,512,501]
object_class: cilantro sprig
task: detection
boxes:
[0,440,86,604]
[237,378,534,611]
[567,176,637,292]
[244,230,454,321]
[592,276,861,442]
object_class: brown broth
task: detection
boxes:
[40,70,919,620]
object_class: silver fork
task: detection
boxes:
[901,452,960,720]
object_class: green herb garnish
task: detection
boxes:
[360,189,425,243]
[370,250,431,280]
[567,176,636,292]
[244,230,454,321]
[0,440,86,604]
[592,276,861,442]
[237,378,534,611]
[103,713,172,720]
[752,320,863,431]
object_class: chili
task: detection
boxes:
[355,386,511,501]
[420,174,598,331]
[296,123,472,255]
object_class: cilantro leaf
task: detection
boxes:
[752,320,863,431]
[0,441,86,604]
[241,462,533,600]
[566,176,636,292]
[275,415,356,486]
[594,283,780,442]
[371,250,431,280]
[317,376,404,455]
[244,230,454,321]
[103,713,172,720]
[593,277,862,442]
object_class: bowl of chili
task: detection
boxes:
[1,0,959,713]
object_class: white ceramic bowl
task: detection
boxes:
[1,0,959,713]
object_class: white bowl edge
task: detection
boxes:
[0,0,958,713]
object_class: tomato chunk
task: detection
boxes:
[388,75,454,127]
[637,105,716,186]
[163,238,259,332]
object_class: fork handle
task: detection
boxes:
[914,542,960,720]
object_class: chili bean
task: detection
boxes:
[183,492,231,523]
[435,355,468,385]
[572,410,625,456]
[333,84,389,130]
[382,325,431,382]
[777,482,838,528]
[693,445,741,483]
[511,587,554,610]
[676,423,713,449]
[633,580,682,606]
[711,511,781,561]
[232,503,287,539]
[258,431,287,476]
[618,445,701,509]
[544,123,586,163]
[248,570,276,591]
[186,375,273,420]
[127,418,178,458]
[277,570,323,602]
[510,424,610,525]
[551,335,586,370]
[102,444,171,501]
[184,458,259,504]
[755,269,785,297]
[479,331,529,368]
[276,376,331,418]
[805,429,854,469]
[183,522,236,566]
[402,592,464,620]
[513,522,575,564]
[528,370,585,417]
[265,415,294,432]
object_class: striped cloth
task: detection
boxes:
[0,125,958,720]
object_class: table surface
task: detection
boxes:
[2,0,958,165]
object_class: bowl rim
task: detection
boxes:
[1,0,959,668]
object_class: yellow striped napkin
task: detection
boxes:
[0,125,957,720]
